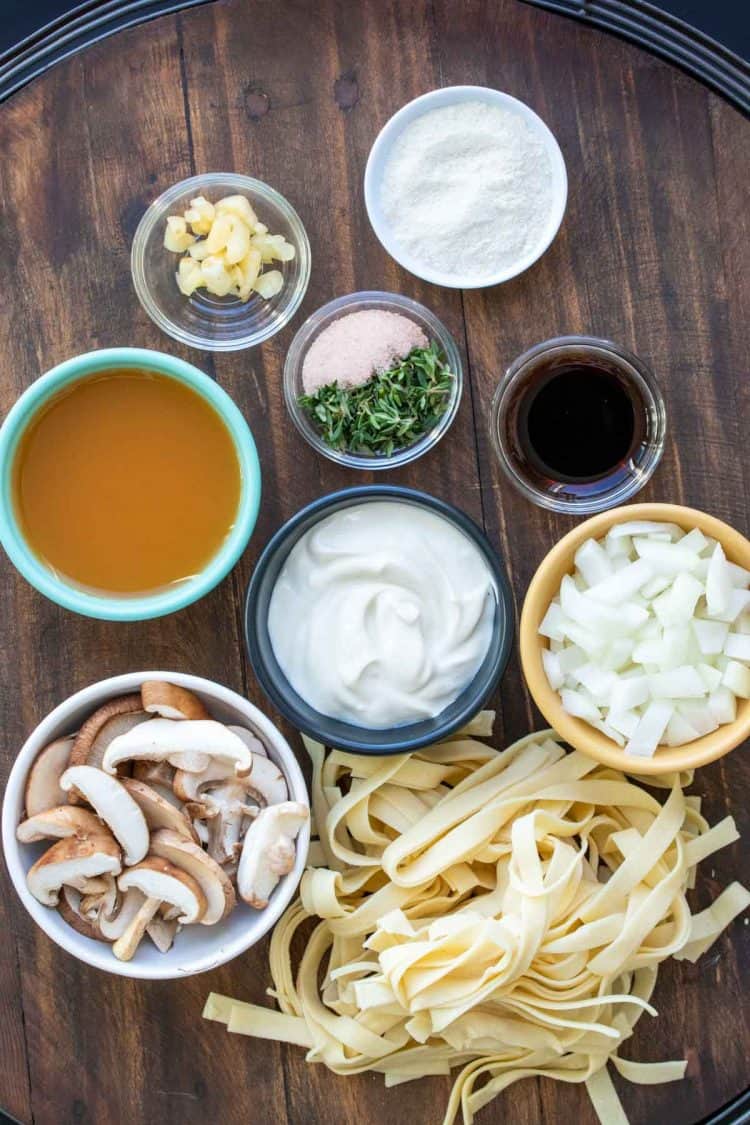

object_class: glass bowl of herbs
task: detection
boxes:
[283,291,463,469]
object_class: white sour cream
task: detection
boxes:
[267,501,497,728]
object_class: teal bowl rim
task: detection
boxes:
[0,347,261,620]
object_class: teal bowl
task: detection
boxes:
[0,348,261,620]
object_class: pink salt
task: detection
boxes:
[301,310,428,395]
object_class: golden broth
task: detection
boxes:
[12,368,241,594]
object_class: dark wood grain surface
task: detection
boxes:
[0,1,748,1123]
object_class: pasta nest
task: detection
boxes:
[205,718,749,1125]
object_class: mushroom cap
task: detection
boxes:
[17,805,105,844]
[141,681,210,722]
[69,695,145,768]
[118,856,207,924]
[150,829,235,924]
[24,736,74,818]
[103,718,253,777]
[59,887,111,943]
[120,778,198,843]
[60,765,149,866]
[27,834,122,906]
[237,801,309,910]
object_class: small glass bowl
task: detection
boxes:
[490,336,667,515]
[283,291,463,470]
[131,173,311,352]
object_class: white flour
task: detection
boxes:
[380,100,555,281]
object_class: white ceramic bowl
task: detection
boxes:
[364,86,568,289]
[2,671,310,979]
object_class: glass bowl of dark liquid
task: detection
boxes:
[490,336,666,514]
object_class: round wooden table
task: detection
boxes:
[0,1,748,1122]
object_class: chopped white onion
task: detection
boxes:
[539,520,749,753]
[706,543,732,616]
[625,701,674,757]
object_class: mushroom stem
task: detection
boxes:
[112,896,162,961]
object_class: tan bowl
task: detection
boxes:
[520,503,750,775]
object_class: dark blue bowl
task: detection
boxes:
[244,485,514,755]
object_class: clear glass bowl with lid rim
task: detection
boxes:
[131,172,311,352]
[283,291,464,470]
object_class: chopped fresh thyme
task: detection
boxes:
[298,342,455,456]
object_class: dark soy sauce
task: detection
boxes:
[492,336,664,512]
[521,364,637,481]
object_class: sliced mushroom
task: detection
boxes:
[237,801,309,910]
[141,681,210,721]
[221,857,240,882]
[132,762,183,810]
[67,709,151,804]
[103,718,253,777]
[132,760,176,788]
[97,886,146,941]
[226,726,268,758]
[174,756,285,812]
[174,764,262,865]
[72,710,151,773]
[119,778,198,842]
[192,817,210,846]
[205,783,260,865]
[60,766,149,866]
[173,760,236,804]
[149,828,235,924]
[59,886,111,943]
[69,695,145,768]
[16,805,104,844]
[80,874,118,920]
[146,915,179,953]
[113,857,206,961]
[27,834,122,906]
[246,756,288,807]
[78,875,113,897]
[24,737,75,817]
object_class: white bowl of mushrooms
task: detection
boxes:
[2,671,310,978]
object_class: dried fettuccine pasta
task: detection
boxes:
[204,718,749,1124]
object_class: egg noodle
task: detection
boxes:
[204,716,749,1124]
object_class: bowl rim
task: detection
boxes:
[364,85,568,290]
[282,290,464,470]
[520,502,750,775]
[0,347,261,620]
[1,671,310,979]
[130,172,312,352]
[244,485,515,753]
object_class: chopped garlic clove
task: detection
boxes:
[215,194,259,228]
[164,216,196,253]
[204,213,234,255]
[176,257,204,296]
[184,195,215,234]
[253,270,284,300]
[188,239,213,262]
[225,217,252,266]
[200,256,235,297]
[234,248,262,301]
